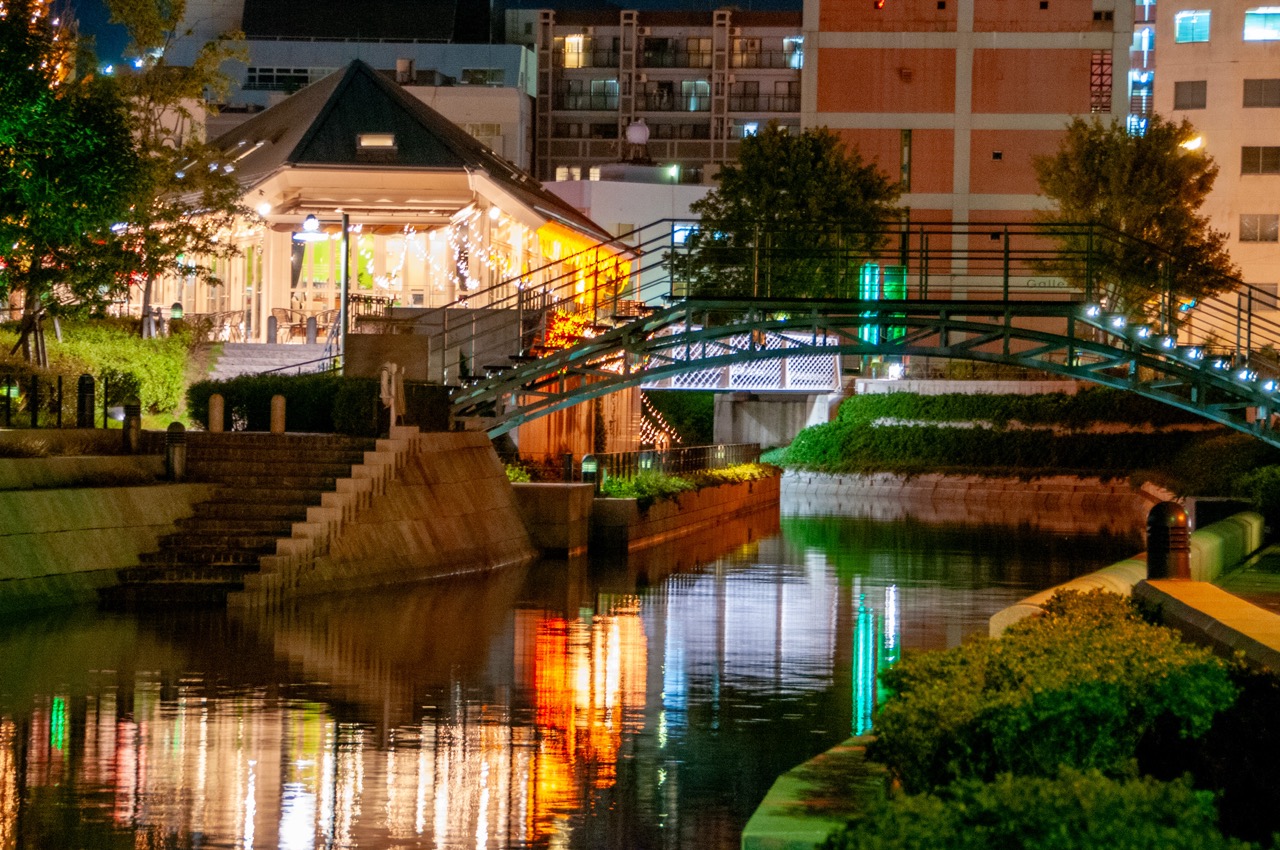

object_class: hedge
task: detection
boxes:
[187,373,381,436]
[821,769,1253,850]
[868,590,1237,792]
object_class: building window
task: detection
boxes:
[1245,7,1280,40]
[1242,146,1280,174]
[1241,214,1280,241]
[562,34,587,68]
[1174,80,1208,109]
[1245,79,1280,106]
[682,80,711,111]
[1174,10,1210,42]
[1250,282,1280,309]
[244,66,334,91]
[1090,50,1112,112]
[900,129,912,191]
[461,68,504,86]
[784,36,804,69]
[740,121,759,137]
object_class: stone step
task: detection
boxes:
[156,531,282,553]
[191,501,311,521]
[100,580,244,609]
[175,516,297,535]
[187,459,355,478]
[191,473,341,490]
[185,447,368,465]
[208,487,325,506]
[138,546,267,567]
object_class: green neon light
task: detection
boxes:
[50,696,68,752]
[853,595,877,735]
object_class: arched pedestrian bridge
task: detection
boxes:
[368,220,1280,446]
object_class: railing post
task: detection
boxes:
[1084,226,1094,305]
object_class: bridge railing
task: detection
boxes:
[345,217,1280,388]
[584,443,762,483]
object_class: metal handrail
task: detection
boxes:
[585,443,762,482]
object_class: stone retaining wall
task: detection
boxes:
[590,473,781,552]
[0,483,218,613]
[0,455,162,490]
[783,471,1155,539]
[235,428,536,607]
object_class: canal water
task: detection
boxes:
[0,512,1138,850]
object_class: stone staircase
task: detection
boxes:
[208,343,331,380]
[101,432,376,607]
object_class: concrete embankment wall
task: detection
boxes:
[590,473,782,553]
[237,429,536,606]
[989,512,1266,636]
[0,460,217,613]
[783,471,1154,539]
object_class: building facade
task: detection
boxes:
[1158,0,1280,297]
[802,0,1134,226]
[505,8,804,183]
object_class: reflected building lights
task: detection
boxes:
[0,719,16,850]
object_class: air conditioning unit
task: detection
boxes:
[727,74,736,84]
[730,27,742,36]
[638,26,652,35]
[637,73,649,83]
[585,26,595,35]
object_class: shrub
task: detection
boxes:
[600,469,696,510]
[505,463,532,483]
[821,769,1253,850]
[869,590,1237,792]
[0,320,192,417]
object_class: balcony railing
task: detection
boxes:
[553,94,621,110]
[728,94,801,112]
[557,49,621,68]
[640,50,714,68]
[731,50,802,69]
[637,93,711,112]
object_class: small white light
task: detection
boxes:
[1160,336,1176,349]
[1110,315,1126,329]
[1084,304,1102,318]
[1213,359,1229,370]
[1264,380,1276,393]
[302,214,319,232]
[256,201,271,216]
[1135,326,1152,339]
[488,206,501,221]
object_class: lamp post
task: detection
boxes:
[295,212,351,366]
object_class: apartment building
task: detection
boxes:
[1158,1,1280,294]
[506,8,805,183]
[169,0,536,169]
[802,0,1134,225]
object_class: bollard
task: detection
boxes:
[76,374,94,428]
[208,393,225,433]
[562,452,574,482]
[1147,501,1191,579]
[270,394,286,434]
[266,314,278,344]
[122,398,142,454]
[306,315,317,344]
[166,422,187,481]
[581,454,600,494]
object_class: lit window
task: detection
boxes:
[1245,7,1280,40]
[357,133,396,148]
[1242,146,1280,173]
[741,122,759,137]
[589,166,601,181]
[1174,10,1210,42]
[784,36,804,69]
[1240,213,1280,242]
[563,34,586,68]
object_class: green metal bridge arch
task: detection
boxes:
[451,295,1280,445]
[361,218,1280,445]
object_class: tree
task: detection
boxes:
[0,1,141,364]
[679,123,901,299]
[1033,114,1239,316]
[104,0,247,337]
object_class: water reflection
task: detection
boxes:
[0,514,1135,849]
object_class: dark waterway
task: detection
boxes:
[0,513,1138,850]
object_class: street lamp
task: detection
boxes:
[294,212,351,363]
